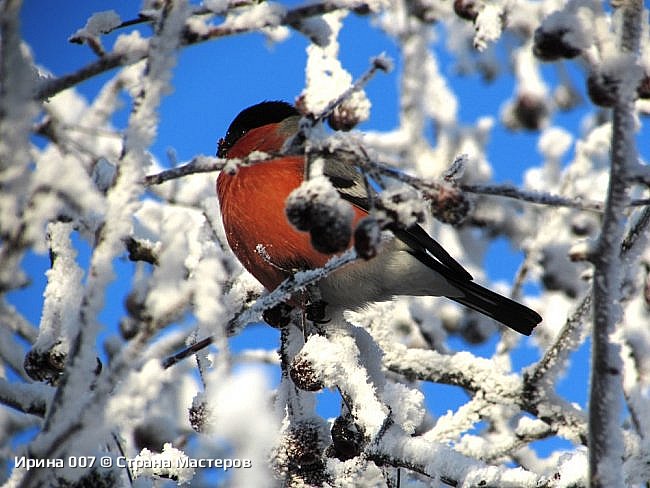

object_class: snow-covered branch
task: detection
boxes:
[35,1,374,101]
[588,1,645,486]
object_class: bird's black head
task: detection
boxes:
[217,101,299,158]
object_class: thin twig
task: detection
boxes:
[162,249,358,368]
[462,183,605,212]
[309,55,392,124]
[35,1,371,101]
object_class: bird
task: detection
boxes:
[216,101,542,335]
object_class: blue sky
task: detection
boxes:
[14,0,632,465]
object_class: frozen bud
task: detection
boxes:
[454,0,479,21]
[327,92,370,132]
[533,26,582,62]
[429,185,471,225]
[189,395,213,433]
[263,302,293,328]
[24,345,67,385]
[327,102,362,131]
[275,424,325,477]
[330,416,362,461]
[354,216,382,260]
[587,70,617,107]
[512,94,550,131]
[554,84,582,111]
[290,354,324,391]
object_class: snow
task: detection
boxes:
[301,11,371,122]
[473,3,504,51]
[0,14,39,282]
[35,223,84,352]
[556,448,588,487]
[375,186,425,228]
[107,359,172,426]
[28,147,106,251]
[132,443,195,484]
[222,2,286,31]
[285,174,354,232]
[200,368,279,487]
[73,10,121,38]
[204,0,229,14]
[300,333,388,437]
[113,31,149,58]
[538,126,573,162]
[326,456,386,487]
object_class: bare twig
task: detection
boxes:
[462,183,605,212]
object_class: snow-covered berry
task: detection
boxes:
[533,26,582,62]
[290,354,324,391]
[354,216,382,260]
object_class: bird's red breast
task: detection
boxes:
[216,123,365,292]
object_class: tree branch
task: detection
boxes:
[35,1,372,101]
[0,378,52,417]
[588,1,644,486]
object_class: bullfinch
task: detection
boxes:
[216,101,541,335]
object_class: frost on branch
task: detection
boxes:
[3,0,650,487]
[298,10,371,130]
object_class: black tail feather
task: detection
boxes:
[449,280,542,336]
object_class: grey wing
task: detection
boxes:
[322,155,473,281]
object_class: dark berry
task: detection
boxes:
[454,0,478,21]
[533,26,582,62]
[330,416,362,460]
[310,217,352,254]
[354,216,381,260]
[290,355,324,391]
[263,302,293,328]
[429,185,470,226]
[587,70,617,108]
[512,94,549,131]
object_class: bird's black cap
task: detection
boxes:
[217,101,299,158]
